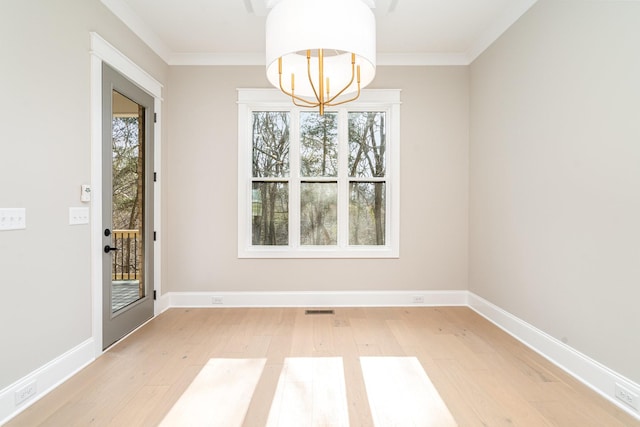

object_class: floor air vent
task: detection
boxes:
[305,309,335,315]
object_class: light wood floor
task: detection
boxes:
[7,307,639,426]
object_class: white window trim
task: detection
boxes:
[237,88,400,258]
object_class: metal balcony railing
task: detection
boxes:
[111,229,141,281]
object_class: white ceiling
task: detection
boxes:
[101,0,538,66]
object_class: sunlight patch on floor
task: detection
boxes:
[266,357,349,427]
[159,356,455,426]
[159,358,266,427]
[360,357,457,427]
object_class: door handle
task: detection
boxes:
[104,245,119,253]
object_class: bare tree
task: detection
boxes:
[112,114,144,279]
[300,112,338,245]
[252,112,290,245]
[349,112,386,245]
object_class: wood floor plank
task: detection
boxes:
[475,351,554,403]
[342,355,374,427]
[434,358,517,426]
[265,357,349,427]
[289,311,315,357]
[108,385,170,426]
[142,364,203,426]
[243,363,283,427]
[311,314,337,356]
[532,380,634,427]
[5,307,639,427]
[470,365,554,426]
[331,321,375,426]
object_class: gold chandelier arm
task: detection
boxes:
[306,50,321,105]
[277,57,295,98]
[291,97,320,108]
[326,53,357,104]
[318,48,325,115]
[326,80,361,107]
[278,57,321,106]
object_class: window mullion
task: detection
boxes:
[384,106,391,248]
[388,104,400,251]
[337,109,349,248]
[242,105,253,250]
[289,108,301,249]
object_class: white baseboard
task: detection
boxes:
[155,291,171,315]
[0,338,95,425]
[468,292,640,421]
[166,290,469,308]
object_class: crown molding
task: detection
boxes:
[168,52,471,67]
[377,52,470,66]
[169,52,265,66]
[466,0,538,63]
[100,0,172,62]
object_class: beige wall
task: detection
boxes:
[0,0,167,389]
[469,0,640,383]
[165,66,469,292]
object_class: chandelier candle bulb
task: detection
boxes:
[318,49,324,88]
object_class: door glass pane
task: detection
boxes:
[252,181,289,245]
[300,182,337,245]
[300,112,338,177]
[111,90,145,312]
[350,182,385,245]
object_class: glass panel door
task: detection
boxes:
[102,63,154,350]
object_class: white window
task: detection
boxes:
[238,89,400,258]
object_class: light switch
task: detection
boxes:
[0,208,26,231]
[69,207,90,225]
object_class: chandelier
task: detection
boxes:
[265,0,376,115]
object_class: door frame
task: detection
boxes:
[90,32,163,357]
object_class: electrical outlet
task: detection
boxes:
[615,383,639,410]
[212,296,224,305]
[412,295,425,304]
[15,381,37,405]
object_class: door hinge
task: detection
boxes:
[153,290,157,300]
[153,231,157,241]
[154,172,157,182]
[154,112,157,123]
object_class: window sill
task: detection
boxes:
[238,246,399,259]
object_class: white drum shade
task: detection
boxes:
[265,0,376,99]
